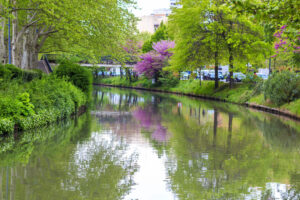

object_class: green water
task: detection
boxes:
[0,86,300,200]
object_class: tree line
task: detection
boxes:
[0,0,136,69]
[134,0,299,89]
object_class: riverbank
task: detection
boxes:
[95,77,300,121]
[0,63,92,135]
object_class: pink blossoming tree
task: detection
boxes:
[272,25,300,60]
[134,40,175,81]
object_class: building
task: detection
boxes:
[137,1,181,33]
[137,9,170,33]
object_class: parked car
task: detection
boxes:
[202,70,211,80]
[206,72,224,80]
[256,73,268,80]
[226,72,246,82]
[180,72,190,80]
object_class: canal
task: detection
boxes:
[0,86,300,200]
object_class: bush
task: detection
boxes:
[158,73,179,88]
[264,71,300,106]
[0,118,14,135]
[17,93,35,116]
[0,75,87,134]
[54,60,92,96]
[0,96,23,118]
[0,64,42,82]
[243,72,263,85]
[5,64,22,79]
[138,76,153,88]
[27,76,86,115]
[22,70,43,81]
[0,65,12,80]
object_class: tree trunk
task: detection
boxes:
[154,71,159,83]
[214,51,219,89]
[0,17,6,64]
[268,57,272,74]
[21,30,29,69]
[120,67,123,79]
[27,26,38,69]
[228,46,234,89]
[199,68,202,86]
[11,0,19,66]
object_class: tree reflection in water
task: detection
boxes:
[0,114,138,200]
[0,86,299,200]
[95,87,300,200]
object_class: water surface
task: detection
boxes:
[0,86,300,200]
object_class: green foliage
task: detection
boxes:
[27,76,86,115]
[0,74,87,134]
[54,60,93,96]
[0,118,14,135]
[0,97,22,118]
[0,64,42,82]
[142,40,153,53]
[243,73,263,86]
[168,0,270,89]
[1,0,137,67]
[17,93,35,117]
[142,22,169,53]
[139,77,153,88]
[0,64,12,80]
[4,64,22,79]
[264,71,300,106]
[0,92,34,118]
[16,109,60,131]
[158,73,179,88]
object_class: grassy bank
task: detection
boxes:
[95,77,300,117]
[0,63,92,135]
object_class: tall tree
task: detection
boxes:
[0,0,136,69]
[134,40,175,82]
[169,0,269,88]
[232,0,300,69]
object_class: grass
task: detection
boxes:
[96,77,300,117]
[281,99,300,116]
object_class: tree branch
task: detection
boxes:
[39,30,58,36]
[11,8,41,12]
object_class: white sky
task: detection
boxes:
[133,0,170,17]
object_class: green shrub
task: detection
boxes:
[140,77,153,88]
[27,76,86,115]
[22,70,43,82]
[243,72,263,86]
[0,75,87,134]
[54,60,92,96]
[0,65,12,80]
[16,109,60,131]
[0,97,23,118]
[17,93,35,116]
[0,64,42,82]
[264,71,300,106]
[5,64,22,79]
[158,73,179,88]
[0,92,35,118]
[0,118,14,135]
